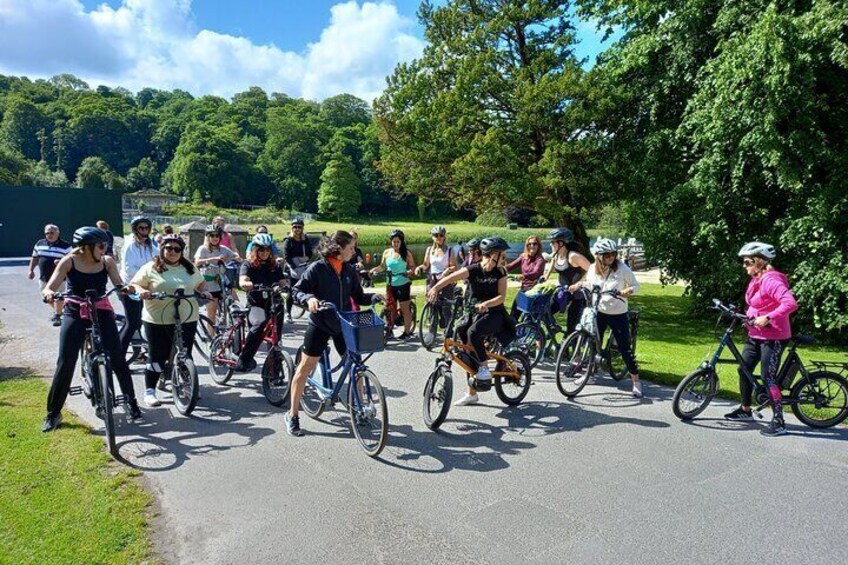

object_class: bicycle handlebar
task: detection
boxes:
[147,290,205,300]
[711,299,751,323]
[44,285,124,303]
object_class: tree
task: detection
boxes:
[319,94,371,128]
[0,95,50,160]
[318,155,361,220]
[75,156,120,189]
[125,157,161,192]
[23,160,70,187]
[0,146,28,185]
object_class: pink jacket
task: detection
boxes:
[745,270,797,341]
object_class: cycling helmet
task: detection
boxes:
[430,225,447,236]
[738,241,776,260]
[592,238,618,255]
[466,237,482,249]
[291,217,304,227]
[252,233,274,248]
[547,228,574,243]
[479,236,509,256]
[159,234,185,250]
[205,224,223,236]
[130,216,151,231]
[388,229,405,240]
[73,226,109,247]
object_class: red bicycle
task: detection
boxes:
[372,271,417,344]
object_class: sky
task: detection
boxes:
[0,0,619,102]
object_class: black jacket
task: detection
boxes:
[292,259,374,334]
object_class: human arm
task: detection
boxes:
[369,250,388,276]
[104,257,125,288]
[405,250,416,278]
[41,255,73,300]
[291,265,322,313]
[416,246,431,275]
[569,251,591,273]
[525,256,546,283]
[754,274,798,327]
[427,267,469,302]
[506,256,522,273]
[618,264,640,298]
[27,254,38,279]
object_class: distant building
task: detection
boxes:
[122,190,180,213]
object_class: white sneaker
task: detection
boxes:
[632,381,643,398]
[143,389,161,407]
[476,366,492,382]
[285,314,294,324]
[454,393,479,406]
[573,373,588,387]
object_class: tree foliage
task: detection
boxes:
[75,156,120,190]
[318,155,362,220]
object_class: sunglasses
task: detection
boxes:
[601,252,617,259]
[162,246,182,252]
[742,258,755,267]
[95,242,107,249]
[256,246,271,252]
[208,234,221,238]
[528,242,539,247]
[137,225,151,231]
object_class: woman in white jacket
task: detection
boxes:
[119,216,159,356]
[569,238,642,398]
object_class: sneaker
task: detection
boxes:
[285,314,294,324]
[127,400,143,421]
[156,377,170,392]
[724,407,753,421]
[632,381,643,398]
[760,418,787,437]
[573,373,588,388]
[41,413,62,432]
[454,392,480,406]
[143,389,161,407]
[51,313,62,327]
[476,366,492,382]
[285,412,304,437]
[398,331,413,341]
[234,358,258,373]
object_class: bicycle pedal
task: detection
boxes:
[113,394,127,406]
[68,386,84,396]
[753,410,764,419]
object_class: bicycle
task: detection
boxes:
[208,285,295,407]
[419,275,464,350]
[146,289,203,416]
[510,288,567,368]
[282,263,308,320]
[672,299,848,428]
[194,260,240,361]
[554,286,640,398]
[423,336,532,430]
[51,287,126,456]
[296,302,389,457]
[372,270,418,344]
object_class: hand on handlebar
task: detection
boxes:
[138,290,152,299]
[242,281,254,291]
[752,315,770,328]
[426,287,438,303]
[371,294,384,305]
[307,297,322,313]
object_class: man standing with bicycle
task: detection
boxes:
[724,242,798,436]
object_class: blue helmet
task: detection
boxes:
[252,233,274,248]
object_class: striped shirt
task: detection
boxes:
[32,238,72,281]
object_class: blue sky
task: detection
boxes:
[3,1,619,100]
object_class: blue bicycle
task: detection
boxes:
[294,303,389,457]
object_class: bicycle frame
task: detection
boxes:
[441,337,518,378]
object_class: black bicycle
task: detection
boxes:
[672,299,848,428]
[419,277,464,350]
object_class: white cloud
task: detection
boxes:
[0,0,425,101]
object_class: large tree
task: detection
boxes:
[318,155,362,220]
[0,95,50,161]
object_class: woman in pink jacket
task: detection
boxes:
[725,242,798,437]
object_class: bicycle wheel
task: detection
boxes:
[262,347,294,407]
[194,314,214,362]
[96,362,117,456]
[423,364,453,430]
[348,369,388,457]
[378,304,395,344]
[671,368,718,420]
[208,335,235,385]
[408,301,418,334]
[419,302,441,350]
[494,350,532,405]
[290,301,306,320]
[555,332,595,398]
[296,347,325,419]
[790,371,848,428]
[172,358,199,415]
[606,333,629,381]
[512,322,545,369]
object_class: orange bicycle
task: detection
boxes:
[422,337,531,430]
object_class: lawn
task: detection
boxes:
[0,375,154,565]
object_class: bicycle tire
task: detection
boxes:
[494,350,532,406]
[262,347,294,407]
[409,301,418,334]
[555,331,594,398]
[290,302,306,320]
[790,371,848,428]
[607,333,629,381]
[512,322,545,369]
[296,347,325,419]
[208,335,235,385]
[172,358,199,415]
[423,364,453,430]
[671,368,718,420]
[348,369,388,457]
[419,302,441,350]
[194,314,214,362]
[97,362,117,457]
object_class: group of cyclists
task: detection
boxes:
[34,214,798,438]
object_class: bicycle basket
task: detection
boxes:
[339,310,386,354]
[515,290,552,315]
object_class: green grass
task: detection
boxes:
[0,375,155,565]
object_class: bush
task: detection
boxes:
[503,206,534,227]
[475,209,507,227]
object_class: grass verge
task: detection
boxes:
[0,374,155,565]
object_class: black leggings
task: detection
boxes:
[47,311,137,417]
[238,306,283,364]
[456,308,515,363]
[119,293,143,356]
[739,338,786,417]
[565,296,585,335]
[142,321,197,389]
[597,312,638,375]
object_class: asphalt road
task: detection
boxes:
[1,264,846,565]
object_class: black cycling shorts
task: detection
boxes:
[390,282,412,303]
[302,323,347,358]
[208,290,223,300]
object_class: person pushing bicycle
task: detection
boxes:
[427,237,516,406]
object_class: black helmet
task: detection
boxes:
[479,237,509,255]
[159,234,185,250]
[291,217,304,227]
[547,228,574,243]
[205,224,222,235]
[130,216,151,231]
[389,229,405,240]
[73,226,109,247]
[466,237,482,249]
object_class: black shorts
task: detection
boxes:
[302,323,347,358]
[389,282,412,303]
[208,290,223,300]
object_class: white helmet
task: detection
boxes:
[592,238,618,255]
[738,241,776,260]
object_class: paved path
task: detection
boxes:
[1,265,845,564]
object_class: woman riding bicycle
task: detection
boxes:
[427,237,515,406]
[416,225,459,320]
[544,228,590,333]
[724,242,798,437]
[119,216,158,358]
[41,227,141,432]
[282,217,313,324]
[507,235,546,317]
[233,234,288,373]
[569,238,641,398]
[286,230,380,437]
[370,229,417,340]
[194,225,240,328]
[127,234,209,408]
